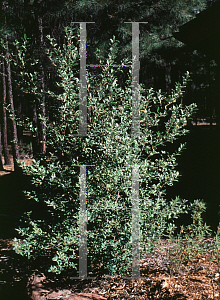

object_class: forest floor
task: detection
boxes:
[0,237,220,299]
[0,153,33,176]
[0,152,220,299]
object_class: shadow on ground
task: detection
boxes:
[0,170,31,239]
[0,170,33,299]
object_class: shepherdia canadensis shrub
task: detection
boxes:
[12,24,210,276]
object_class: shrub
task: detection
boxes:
[165,199,212,276]
[13,24,201,276]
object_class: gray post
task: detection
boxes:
[79,165,87,278]
[123,22,148,280]
[131,22,140,136]
[131,164,140,278]
[79,23,87,136]
[70,164,95,280]
[124,21,148,137]
[72,22,95,136]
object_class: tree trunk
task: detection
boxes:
[165,63,171,94]
[15,52,24,145]
[2,54,11,165]
[17,101,23,145]
[0,123,4,171]
[39,68,46,155]
[215,63,220,131]
[32,101,40,156]
[38,15,46,155]
[5,35,20,171]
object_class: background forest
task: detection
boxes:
[0,0,218,159]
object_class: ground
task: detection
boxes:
[0,153,33,176]
[0,237,220,299]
